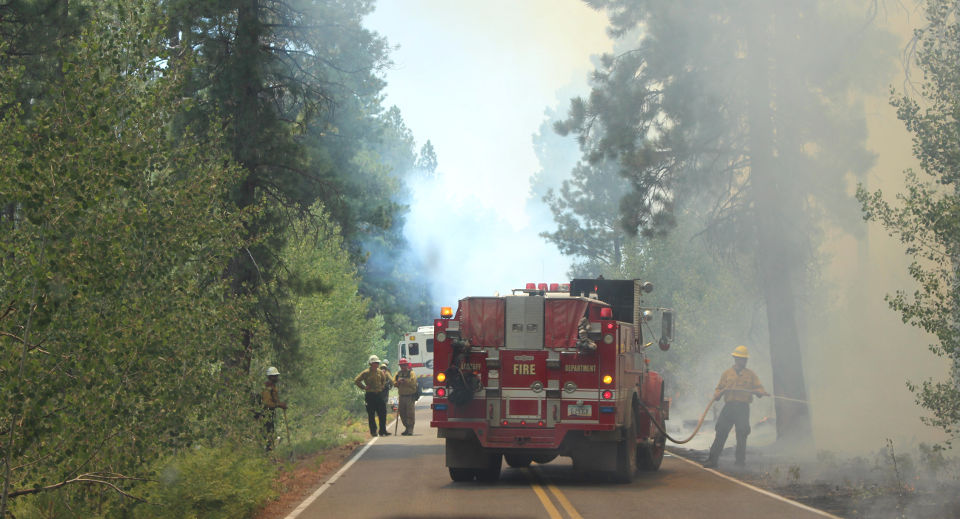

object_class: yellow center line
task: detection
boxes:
[546,482,583,519]
[523,468,563,519]
[532,467,584,519]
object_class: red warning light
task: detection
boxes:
[602,390,613,400]
[525,283,536,289]
[537,283,547,290]
[600,307,613,319]
[436,387,447,398]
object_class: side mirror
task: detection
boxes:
[660,310,674,343]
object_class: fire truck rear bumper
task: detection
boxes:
[434,422,617,450]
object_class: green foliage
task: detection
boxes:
[271,207,389,434]
[162,0,432,377]
[857,0,960,449]
[131,445,274,519]
[1,1,256,515]
[1,0,432,515]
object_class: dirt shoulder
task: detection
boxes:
[253,440,364,519]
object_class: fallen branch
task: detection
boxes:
[7,472,151,502]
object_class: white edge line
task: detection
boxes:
[283,418,398,519]
[668,450,844,519]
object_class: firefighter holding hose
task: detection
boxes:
[703,345,768,468]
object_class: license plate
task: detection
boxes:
[567,404,591,417]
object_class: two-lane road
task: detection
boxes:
[286,398,838,519]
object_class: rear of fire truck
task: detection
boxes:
[430,279,674,483]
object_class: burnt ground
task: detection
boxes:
[669,446,960,519]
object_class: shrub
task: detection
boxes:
[132,445,274,519]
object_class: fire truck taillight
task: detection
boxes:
[538,421,545,427]
[602,320,615,344]
[436,372,446,383]
[601,390,613,400]
[436,387,446,397]
[602,374,613,385]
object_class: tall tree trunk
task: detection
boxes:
[746,7,813,448]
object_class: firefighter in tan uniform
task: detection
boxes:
[394,358,418,435]
[261,366,287,451]
[703,345,768,468]
[355,355,390,436]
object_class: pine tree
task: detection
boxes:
[555,0,894,445]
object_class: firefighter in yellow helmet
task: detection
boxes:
[703,345,768,468]
[354,355,390,437]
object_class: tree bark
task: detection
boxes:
[745,6,813,449]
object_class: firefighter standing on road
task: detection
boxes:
[703,345,768,468]
[394,358,418,435]
[261,366,288,451]
[355,355,390,437]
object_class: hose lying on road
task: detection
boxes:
[636,390,809,445]
[637,398,716,445]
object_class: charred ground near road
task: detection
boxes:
[669,446,960,519]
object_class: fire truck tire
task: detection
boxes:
[637,431,666,471]
[638,389,667,471]
[613,417,638,483]
[476,454,502,482]
[449,468,475,482]
[532,454,557,464]
[504,454,533,468]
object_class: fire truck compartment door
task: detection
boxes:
[499,351,548,421]
[505,296,544,349]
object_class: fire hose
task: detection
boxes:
[636,390,809,445]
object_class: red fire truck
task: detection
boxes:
[430,279,674,482]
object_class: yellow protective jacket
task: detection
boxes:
[714,367,766,403]
[262,382,283,409]
[355,367,387,393]
[394,369,419,396]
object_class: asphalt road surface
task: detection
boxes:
[285,397,838,519]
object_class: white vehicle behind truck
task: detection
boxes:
[397,326,434,392]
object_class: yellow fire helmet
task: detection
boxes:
[731,345,749,358]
